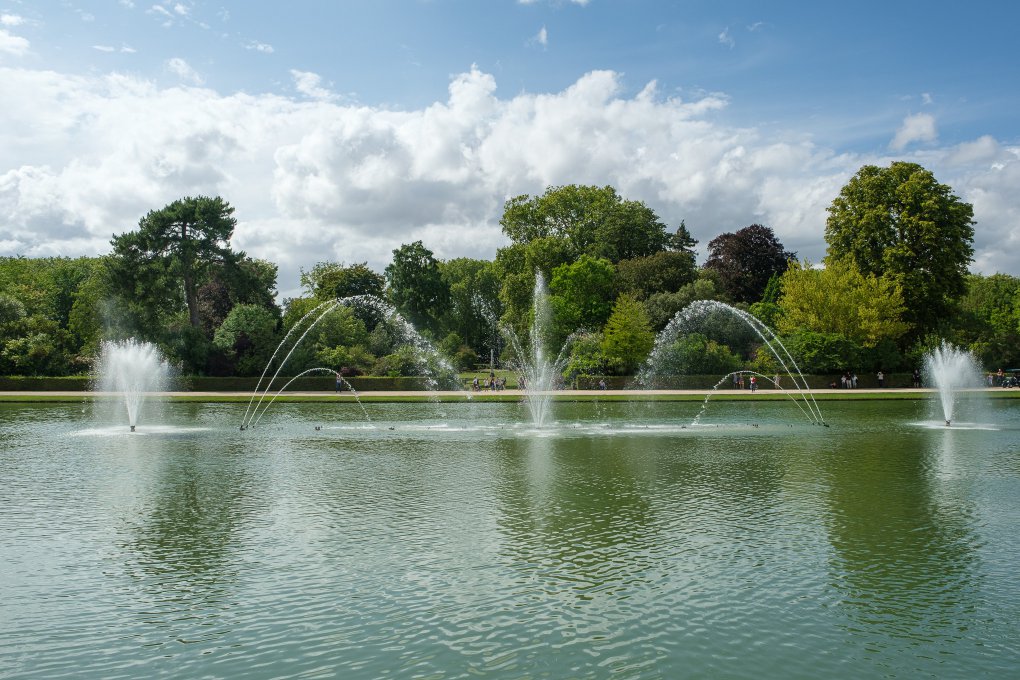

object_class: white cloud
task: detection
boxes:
[0,29,29,57]
[290,70,335,101]
[531,25,548,47]
[246,41,274,54]
[93,45,116,52]
[0,64,1017,299]
[718,27,734,48]
[1,14,25,26]
[164,57,203,84]
[921,92,933,105]
[890,112,937,150]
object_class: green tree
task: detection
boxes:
[825,161,975,341]
[501,184,692,263]
[785,331,863,374]
[300,261,386,301]
[109,196,245,333]
[563,332,607,383]
[212,304,281,376]
[703,224,794,303]
[438,257,502,358]
[777,260,910,349]
[642,276,721,331]
[616,250,698,300]
[385,241,450,337]
[601,294,655,375]
[654,333,742,377]
[547,255,616,342]
[953,273,1020,368]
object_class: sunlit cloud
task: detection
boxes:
[164,57,203,84]
[246,41,274,54]
[0,65,1016,297]
[890,112,937,150]
[0,29,29,56]
[290,70,336,101]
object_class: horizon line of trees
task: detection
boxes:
[2,161,1016,381]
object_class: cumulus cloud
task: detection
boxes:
[165,57,203,84]
[0,64,1017,298]
[0,29,29,56]
[1,14,26,26]
[246,41,274,53]
[890,112,937,150]
[290,70,336,101]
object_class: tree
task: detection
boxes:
[777,260,910,349]
[825,161,975,341]
[616,250,698,300]
[547,255,616,343]
[212,304,281,376]
[601,294,655,375]
[438,258,502,359]
[703,224,794,303]
[300,261,385,301]
[501,184,692,263]
[563,332,607,382]
[953,273,1020,368]
[642,276,721,331]
[653,333,742,377]
[109,196,244,332]
[385,241,450,337]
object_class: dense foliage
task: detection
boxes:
[0,167,1006,381]
[825,162,975,342]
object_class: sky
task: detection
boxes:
[2,1,1019,298]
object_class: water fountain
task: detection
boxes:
[499,272,577,427]
[638,300,826,426]
[240,295,460,430]
[923,341,982,427]
[95,338,171,432]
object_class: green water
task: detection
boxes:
[1,398,1018,678]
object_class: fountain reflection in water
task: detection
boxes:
[923,341,982,427]
[95,338,170,432]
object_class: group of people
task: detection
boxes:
[988,368,1017,387]
[729,373,779,391]
[472,375,509,391]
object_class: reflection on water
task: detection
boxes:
[1,399,1019,678]
[822,429,979,635]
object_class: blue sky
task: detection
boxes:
[2,1,1019,295]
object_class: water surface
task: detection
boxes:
[2,398,1019,678]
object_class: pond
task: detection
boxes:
[2,398,1019,678]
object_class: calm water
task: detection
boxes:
[1,397,1019,678]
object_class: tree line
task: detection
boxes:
[1,161,1016,381]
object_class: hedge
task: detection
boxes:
[0,373,926,391]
